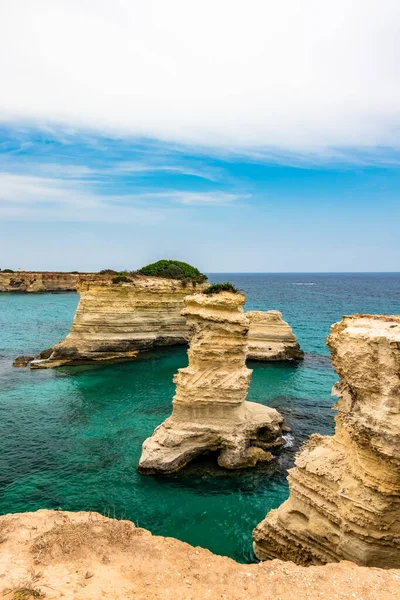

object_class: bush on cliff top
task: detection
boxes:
[99,269,117,275]
[203,282,240,295]
[139,260,207,283]
[112,273,132,284]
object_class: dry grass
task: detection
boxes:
[3,569,45,599]
[31,514,142,564]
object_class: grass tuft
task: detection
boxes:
[5,569,44,599]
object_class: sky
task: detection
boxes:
[0,0,399,272]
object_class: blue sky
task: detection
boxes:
[0,1,399,272]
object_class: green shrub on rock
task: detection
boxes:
[203,282,240,295]
[112,274,131,284]
[139,260,207,283]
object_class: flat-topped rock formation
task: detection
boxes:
[0,271,95,293]
[1,510,399,600]
[253,314,400,568]
[29,277,302,368]
[32,276,206,368]
[247,310,304,361]
[138,292,285,473]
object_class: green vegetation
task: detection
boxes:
[1,269,14,273]
[112,274,131,284]
[99,269,117,275]
[139,260,207,283]
[203,282,240,295]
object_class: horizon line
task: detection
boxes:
[2,270,399,275]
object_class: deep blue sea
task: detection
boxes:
[0,273,399,562]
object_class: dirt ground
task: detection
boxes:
[0,510,398,600]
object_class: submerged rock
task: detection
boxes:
[31,276,207,368]
[12,355,34,367]
[138,291,285,474]
[253,314,400,568]
[247,310,304,361]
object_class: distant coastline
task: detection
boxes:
[1,270,399,294]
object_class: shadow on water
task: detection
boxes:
[150,448,291,493]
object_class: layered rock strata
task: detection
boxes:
[253,314,400,568]
[1,510,399,600]
[138,292,285,473]
[247,310,304,361]
[32,276,206,368]
[0,271,94,292]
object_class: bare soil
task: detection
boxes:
[0,510,398,599]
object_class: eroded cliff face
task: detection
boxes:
[0,271,92,293]
[32,276,206,368]
[247,310,304,361]
[138,292,285,473]
[1,510,399,600]
[20,274,301,367]
[253,314,400,568]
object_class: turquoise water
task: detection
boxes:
[0,273,399,562]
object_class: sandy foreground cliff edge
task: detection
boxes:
[138,291,285,473]
[253,314,400,568]
[0,510,399,600]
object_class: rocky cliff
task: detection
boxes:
[0,510,399,600]
[253,314,400,568]
[31,276,206,367]
[0,271,94,293]
[30,278,301,368]
[138,292,285,473]
[247,310,304,361]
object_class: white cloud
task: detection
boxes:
[110,162,221,181]
[0,172,239,222]
[0,157,222,182]
[0,173,162,222]
[171,191,243,205]
[0,0,399,154]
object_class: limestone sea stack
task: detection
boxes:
[31,276,206,368]
[138,291,285,474]
[26,270,302,367]
[247,310,304,361]
[253,314,400,568]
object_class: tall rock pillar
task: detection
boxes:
[138,291,285,473]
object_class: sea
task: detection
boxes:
[0,273,399,562]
